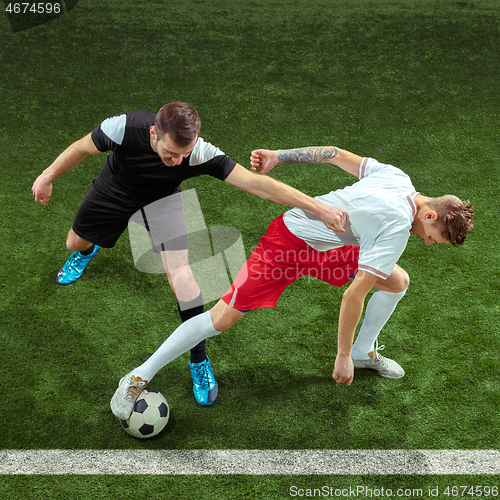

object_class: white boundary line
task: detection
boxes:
[1,450,499,475]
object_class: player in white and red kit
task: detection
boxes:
[111,145,473,419]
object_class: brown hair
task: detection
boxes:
[428,195,474,246]
[155,102,201,146]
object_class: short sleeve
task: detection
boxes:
[207,155,236,180]
[90,113,127,152]
[189,137,236,180]
[360,157,407,180]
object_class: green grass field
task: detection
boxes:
[1,0,499,498]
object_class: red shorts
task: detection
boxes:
[221,215,359,311]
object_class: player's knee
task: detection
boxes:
[66,240,77,252]
[386,266,410,293]
[211,314,235,333]
[169,266,196,291]
[66,234,86,252]
[210,302,242,332]
[396,269,410,292]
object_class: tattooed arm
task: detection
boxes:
[250,146,363,177]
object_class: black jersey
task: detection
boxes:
[90,110,236,204]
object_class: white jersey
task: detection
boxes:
[283,157,418,280]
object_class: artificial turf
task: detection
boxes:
[1,0,499,497]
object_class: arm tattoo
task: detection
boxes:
[277,146,338,164]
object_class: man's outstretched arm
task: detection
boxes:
[224,163,347,233]
[32,133,101,205]
[250,146,363,177]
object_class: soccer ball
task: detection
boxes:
[120,388,169,439]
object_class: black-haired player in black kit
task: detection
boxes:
[32,101,346,407]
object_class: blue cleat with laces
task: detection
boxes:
[189,356,218,406]
[56,245,101,285]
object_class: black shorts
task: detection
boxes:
[72,182,189,252]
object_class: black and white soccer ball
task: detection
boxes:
[120,388,169,439]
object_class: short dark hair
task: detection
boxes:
[155,102,201,146]
[428,195,474,246]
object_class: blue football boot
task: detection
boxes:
[189,356,218,406]
[56,245,101,285]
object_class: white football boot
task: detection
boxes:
[110,373,148,419]
[352,342,405,379]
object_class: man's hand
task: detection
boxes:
[316,204,347,233]
[332,354,354,386]
[32,173,53,205]
[250,149,279,175]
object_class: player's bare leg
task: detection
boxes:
[65,228,94,253]
[351,264,409,378]
[373,264,409,294]
[210,299,246,332]
[160,249,201,302]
